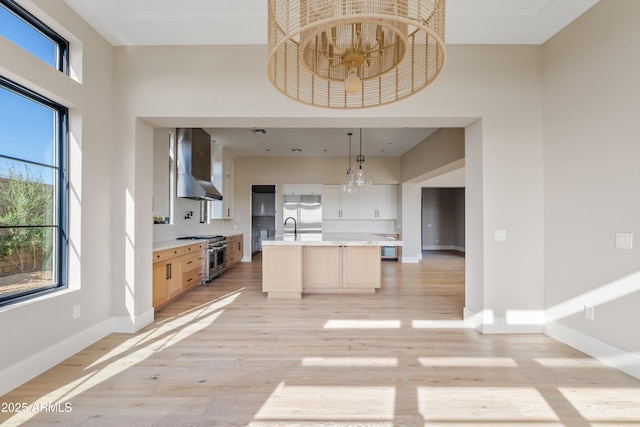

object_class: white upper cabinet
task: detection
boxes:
[322,185,395,220]
[282,184,323,195]
[152,128,173,221]
[211,146,234,219]
[373,185,397,219]
[356,187,376,219]
[323,185,358,219]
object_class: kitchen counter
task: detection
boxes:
[262,233,402,299]
[153,239,208,251]
[262,233,403,247]
[154,233,242,251]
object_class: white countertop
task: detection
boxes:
[153,233,242,251]
[262,233,403,247]
[153,239,208,251]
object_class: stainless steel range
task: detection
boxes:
[176,235,227,281]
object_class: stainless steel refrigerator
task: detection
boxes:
[283,194,322,234]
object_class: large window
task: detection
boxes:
[0,0,69,306]
[0,0,68,72]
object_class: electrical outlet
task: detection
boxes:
[616,233,633,249]
[584,305,595,320]
[73,304,81,319]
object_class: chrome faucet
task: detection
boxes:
[284,217,297,235]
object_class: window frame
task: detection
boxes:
[0,76,69,307]
[0,0,69,73]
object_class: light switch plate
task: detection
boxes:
[584,305,595,320]
[616,233,633,249]
[495,230,507,241]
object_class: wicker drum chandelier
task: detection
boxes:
[267,0,446,109]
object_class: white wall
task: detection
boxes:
[0,0,116,394]
[543,0,640,377]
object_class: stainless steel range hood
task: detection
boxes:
[177,128,223,201]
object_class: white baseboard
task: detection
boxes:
[401,256,421,263]
[0,319,112,396]
[545,321,640,380]
[423,245,466,252]
[111,307,155,333]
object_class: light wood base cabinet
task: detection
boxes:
[153,242,205,310]
[182,248,205,290]
[152,253,182,308]
[226,234,243,268]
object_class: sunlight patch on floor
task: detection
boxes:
[533,358,614,368]
[253,381,395,421]
[418,357,519,368]
[558,387,640,422]
[324,320,401,329]
[417,386,560,423]
[411,319,470,329]
[301,357,399,367]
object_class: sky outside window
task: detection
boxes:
[0,2,57,67]
[0,84,56,186]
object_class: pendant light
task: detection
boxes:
[342,132,358,193]
[354,128,373,187]
[267,0,446,109]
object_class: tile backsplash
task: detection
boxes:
[153,197,229,242]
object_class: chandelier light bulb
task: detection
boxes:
[344,73,362,94]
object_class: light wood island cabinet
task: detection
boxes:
[342,246,381,289]
[303,246,381,292]
[262,245,303,299]
[262,233,400,298]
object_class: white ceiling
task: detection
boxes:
[205,127,439,158]
[61,0,599,162]
[62,0,599,46]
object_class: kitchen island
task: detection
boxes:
[261,233,403,298]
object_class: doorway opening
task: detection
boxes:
[251,185,276,256]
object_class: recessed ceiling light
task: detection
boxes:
[291,148,302,152]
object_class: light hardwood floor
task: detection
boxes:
[1,251,639,426]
